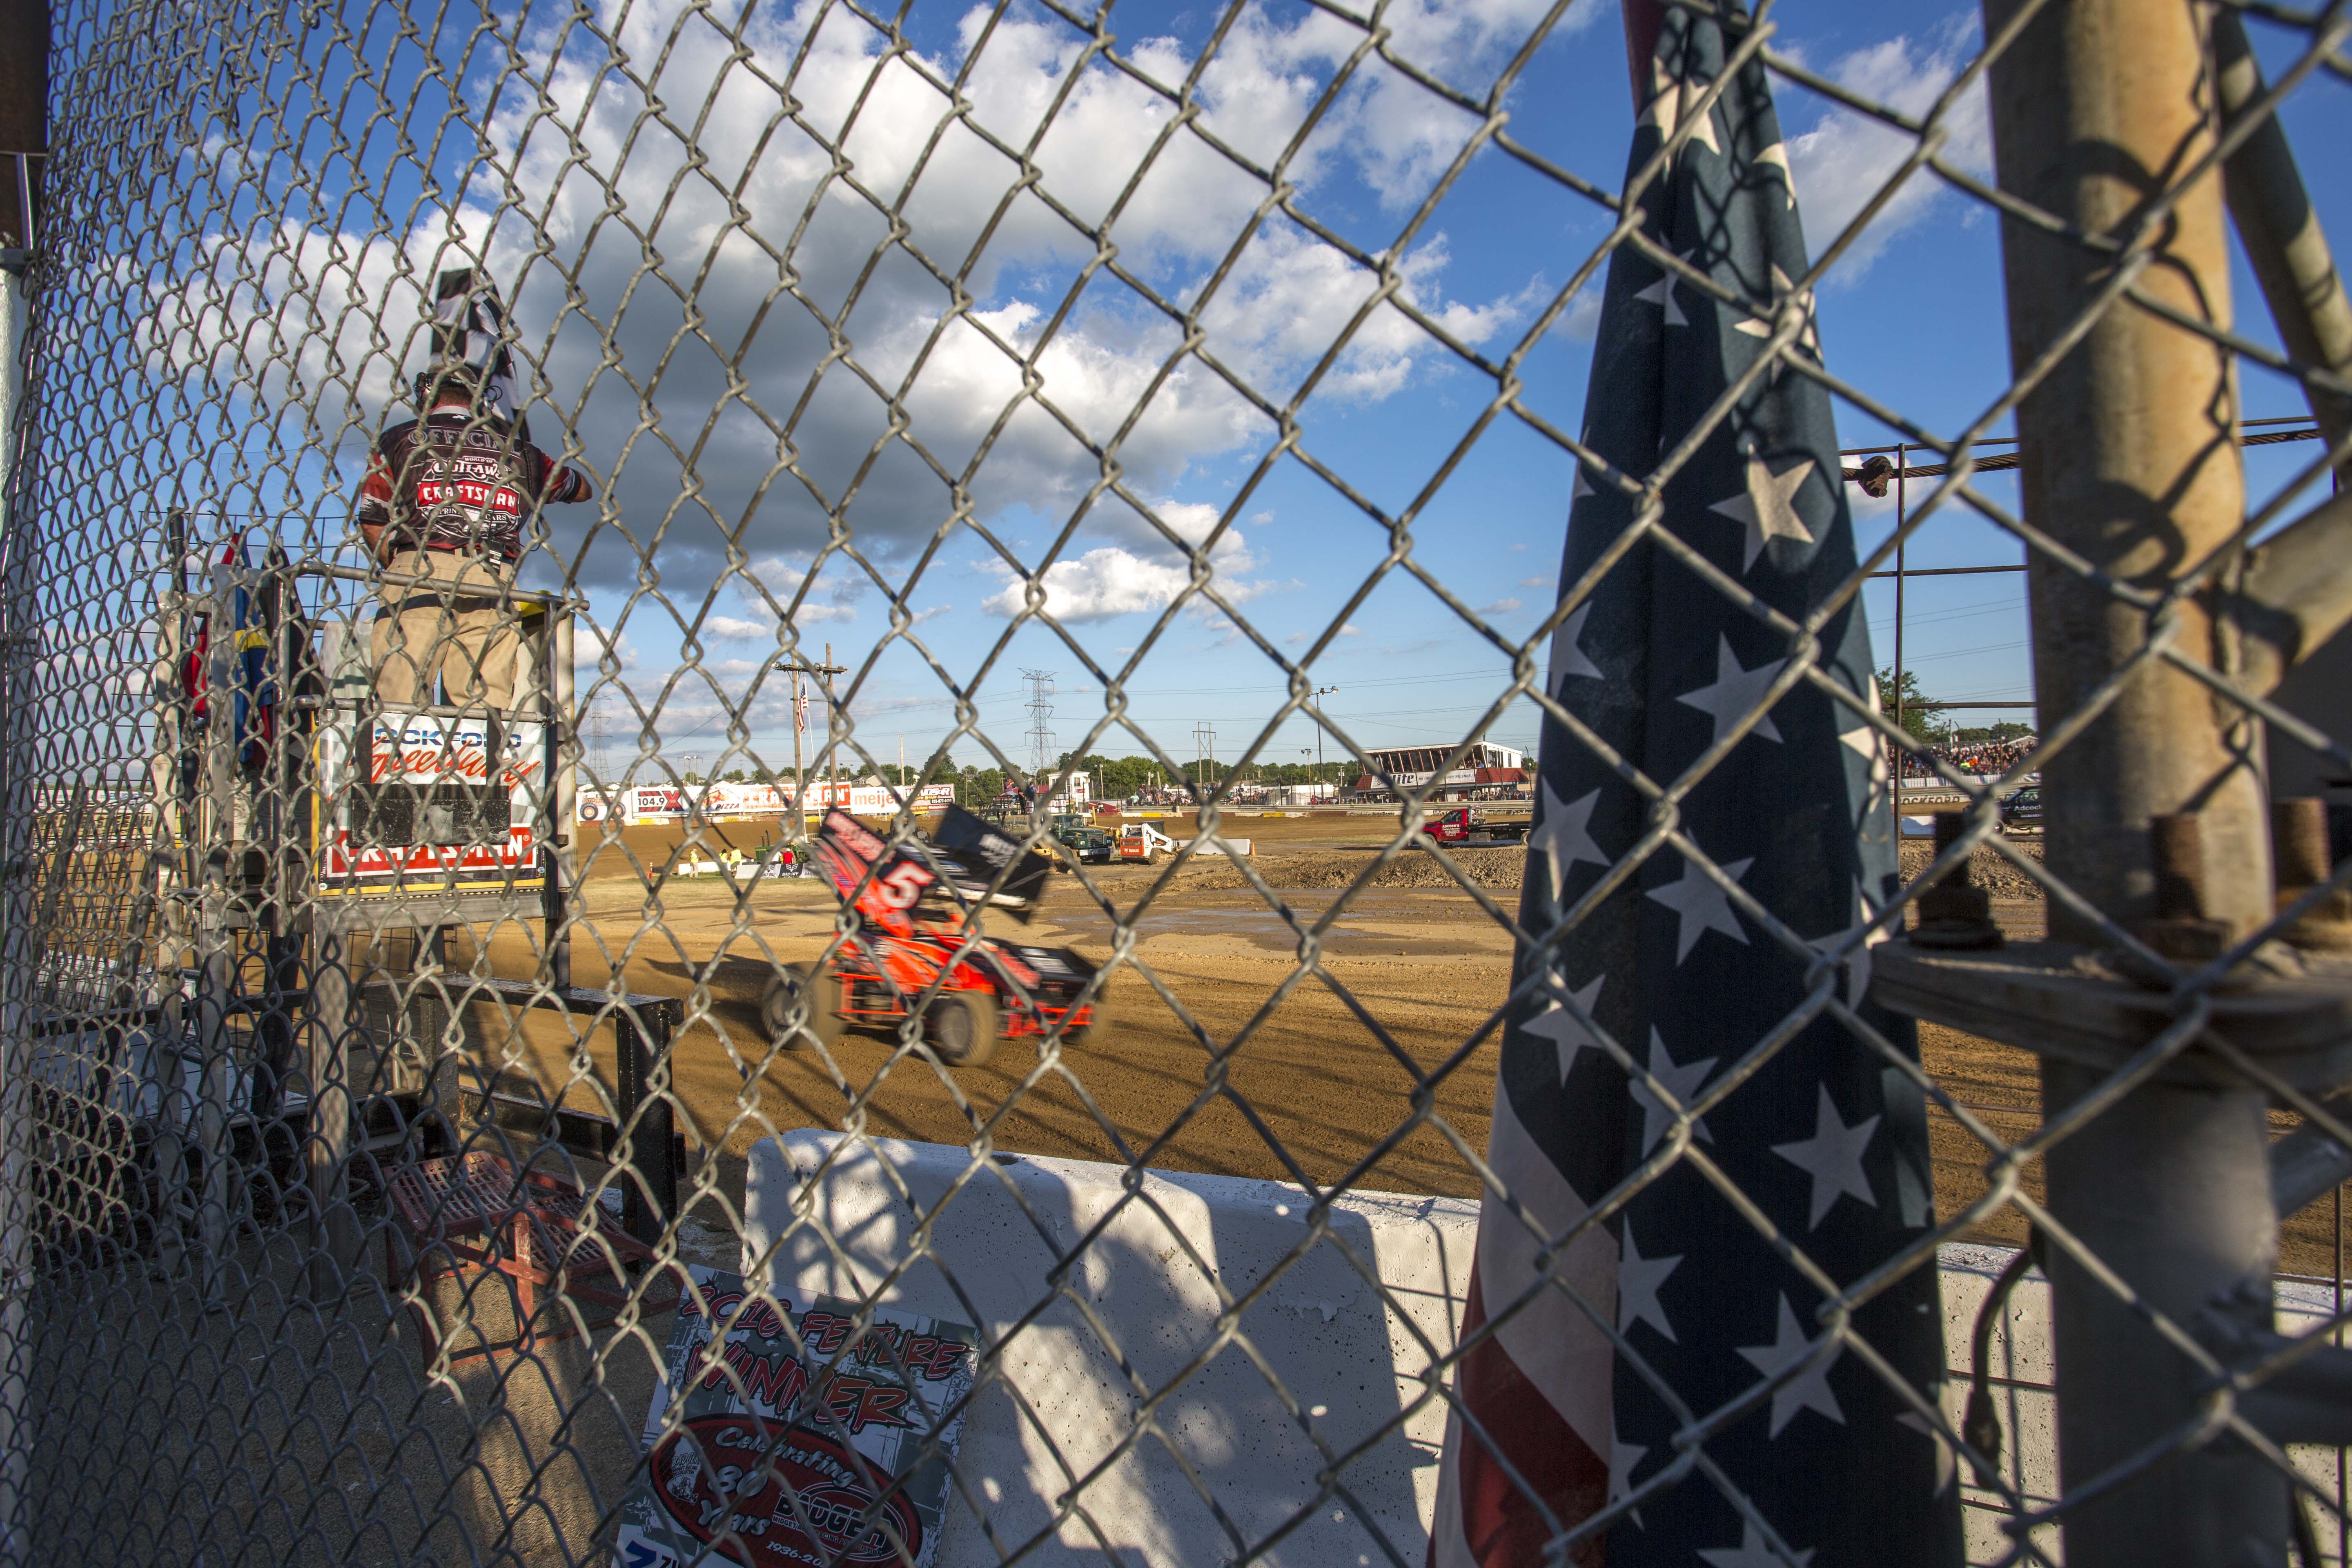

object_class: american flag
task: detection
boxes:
[1428,6,1960,1566]
[795,689,809,735]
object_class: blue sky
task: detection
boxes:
[164,0,2352,788]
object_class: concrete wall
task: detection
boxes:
[744,1136,2348,1567]
[742,1132,1479,1568]
[1938,1242,2349,1564]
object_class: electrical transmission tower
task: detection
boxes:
[589,698,610,780]
[1022,669,1056,780]
[1193,720,1216,792]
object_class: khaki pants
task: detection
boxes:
[370,548,519,711]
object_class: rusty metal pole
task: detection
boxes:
[1985,0,2284,1560]
[2212,8,2352,480]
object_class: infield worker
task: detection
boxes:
[356,362,593,713]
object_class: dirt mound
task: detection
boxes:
[1898,835,2045,897]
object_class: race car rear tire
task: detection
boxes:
[925,990,999,1068]
[1067,993,1111,1047]
[762,962,844,1052]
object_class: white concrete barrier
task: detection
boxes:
[744,1140,2343,1567]
[1177,836,1253,857]
[1935,1243,2346,1564]
[743,1132,1477,1568]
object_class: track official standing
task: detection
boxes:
[356,363,593,713]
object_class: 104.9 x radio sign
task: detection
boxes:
[614,1266,978,1568]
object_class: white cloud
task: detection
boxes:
[165,0,1564,621]
[1477,597,1523,615]
[980,503,1267,623]
[1782,14,1991,278]
[1518,575,1552,588]
[1339,624,1365,637]
[1195,228,1533,403]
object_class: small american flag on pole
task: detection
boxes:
[795,689,808,735]
[1427,4,1960,1566]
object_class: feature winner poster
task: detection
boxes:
[614,1266,979,1568]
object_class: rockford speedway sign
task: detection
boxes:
[313,711,546,895]
[613,1265,977,1568]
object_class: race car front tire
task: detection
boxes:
[925,989,999,1068]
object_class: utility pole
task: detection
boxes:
[824,642,842,820]
[1312,686,1337,790]
[786,648,848,832]
[1192,720,1216,793]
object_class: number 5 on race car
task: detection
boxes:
[874,861,932,909]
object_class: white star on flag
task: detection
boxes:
[1839,714,1890,795]
[1526,972,1606,1083]
[1730,269,1822,365]
[1735,1294,1846,1437]
[1550,600,1603,686]
[1631,1028,1717,1154]
[1675,635,1788,746]
[1753,140,1794,205]
[1616,1220,1682,1343]
[1632,270,1688,327]
[1608,1423,1649,1528]
[1571,464,1595,501]
[1895,1410,1958,1497]
[1698,1521,1815,1568]
[1641,55,1722,162]
[1532,778,1607,900]
[1707,451,1818,573]
[1646,851,1755,963]
[1807,878,1889,1007]
[1770,1084,1882,1227]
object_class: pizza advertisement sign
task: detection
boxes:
[614,1266,978,1568]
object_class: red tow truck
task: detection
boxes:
[1421,807,1532,846]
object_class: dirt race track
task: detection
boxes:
[420,810,2343,1279]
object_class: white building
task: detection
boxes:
[1350,742,1530,801]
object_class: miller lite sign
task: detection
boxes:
[314,709,547,896]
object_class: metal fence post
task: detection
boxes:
[1985,0,2284,1559]
[548,608,573,991]
[304,921,357,1297]
[0,209,31,1568]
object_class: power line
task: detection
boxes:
[1192,719,1217,788]
[1022,668,1056,779]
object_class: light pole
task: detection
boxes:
[1312,686,1337,793]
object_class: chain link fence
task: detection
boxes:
[4,0,2352,1564]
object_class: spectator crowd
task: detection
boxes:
[1895,735,2038,780]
